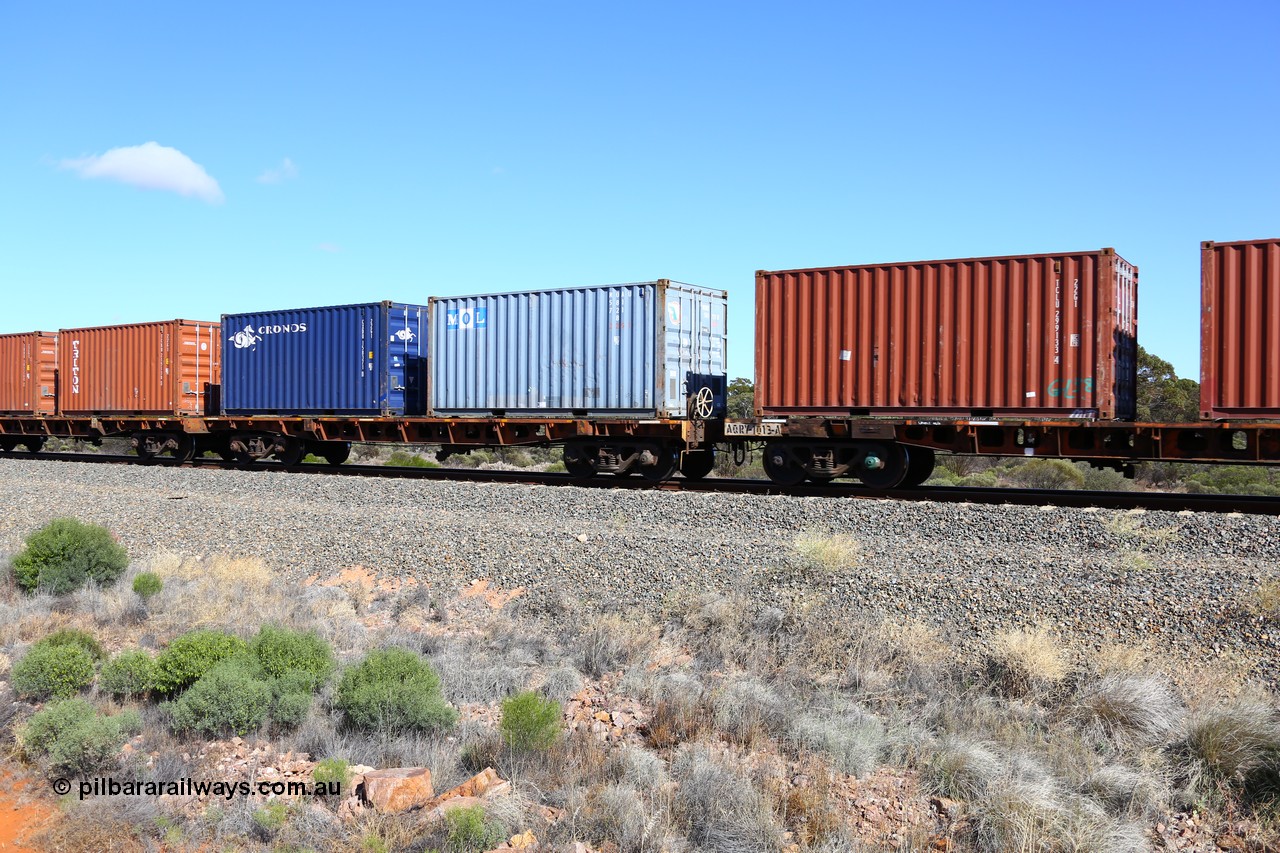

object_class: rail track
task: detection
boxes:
[3,449,1277,515]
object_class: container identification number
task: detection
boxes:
[724,422,783,437]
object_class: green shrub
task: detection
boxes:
[499,690,561,751]
[100,649,157,699]
[312,757,351,791]
[20,698,141,774]
[385,450,438,468]
[11,643,95,699]
[10,518,129,594]
[39,628,105,661]
[250,625,335,689]
[131,571,163,600]
[269,670,316,729]
[445,803,506,852]
[152,630,248,695]
[169,658,272,736]
[335,648,457,733]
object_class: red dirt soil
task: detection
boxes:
[0,768,58,852]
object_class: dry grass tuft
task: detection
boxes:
[988,626,1070,696]
[578,612,658,678]
[790,710,886,777]
[1172,697,1280,806]
[147,552,295,633]
[1077,674,1183,743]
[1254,577,1280,619]
[792,530,860,573]
[672,746,784,852]
[926,735,1004,801]
[712,676,789,747]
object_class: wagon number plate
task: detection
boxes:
[724,422,782,437]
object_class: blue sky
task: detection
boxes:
[2,2,1276,383]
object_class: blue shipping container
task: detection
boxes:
[429,281,727,417]
[221,302,428,415]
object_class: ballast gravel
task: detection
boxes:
[1,458,1277,683]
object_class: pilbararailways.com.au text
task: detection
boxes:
[59,777,341,801]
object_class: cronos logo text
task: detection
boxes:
[230,322,309,350]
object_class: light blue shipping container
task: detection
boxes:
[429,281,727,417]
[221,302,428,415]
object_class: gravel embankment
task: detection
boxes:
[1,458,1277,683]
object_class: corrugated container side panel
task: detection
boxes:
[755,250,1136,419]
[430,282,727,417]
[57,321,218,415]
[1201,239,1280,418]
[0,332,58,414]
[222,303,427,415]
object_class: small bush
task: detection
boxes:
[312,757,351,790]
[40,627,106,661]
[100,649,157,699]
[250,625,334,689]
[445,803,506,851]
[11,518,129,594]
[151,630,248,695]
[20,698,141,775]
[335,648,457,733]
[499,690,561,752]
[169,658,272,736]
[1006,458,1086,490]
[131,571,163,600]
[11,643,95,699]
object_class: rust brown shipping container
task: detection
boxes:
[1200,239,1280,420]
[755,249,1138,419]
[0,332,58,414]
[57,320,220,415]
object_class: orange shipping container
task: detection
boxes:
[1200,238,1280,420]
[755,249,1138,420]
[0,332,58,414]
[57,320,220,415]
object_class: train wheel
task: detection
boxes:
[857,442,908,490]
[901,447,936,488]
[762,442,806,486]
[639,444,679,482]
[0,439,15,453]
[171,435,195,464]
[22,438,45,453]
[679,450,716,480]
[562,441,598,480]
[320,442,351,466]
[274,437,304,467]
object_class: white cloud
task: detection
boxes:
[316,242,342,253]
[257,157,299,184]
[60,141,224,204]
